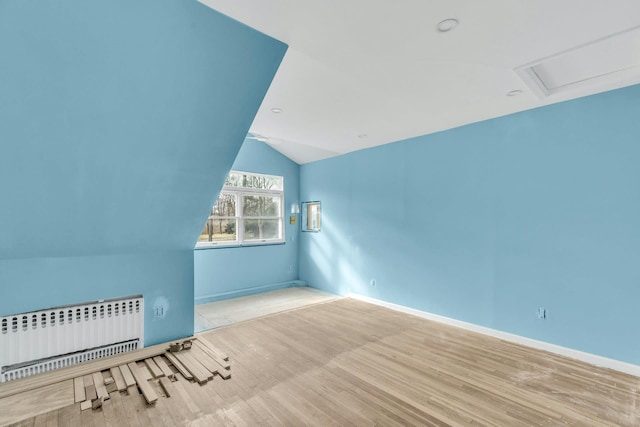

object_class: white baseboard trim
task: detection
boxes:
[196,280,308,305]
[348,292,640,378]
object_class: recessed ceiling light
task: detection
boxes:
[357,134,368,139]
[506,89,523,97]
[436,18,459,33]
[270,108,283,114]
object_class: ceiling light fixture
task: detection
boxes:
[270,108,283,114]
[506,89,523,97]
[436,18,459,33]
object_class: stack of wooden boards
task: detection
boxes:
[73,338,230,412]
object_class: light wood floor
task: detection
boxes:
[4,298,640,426]
[194,286,339,332]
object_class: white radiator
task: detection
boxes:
[0,295,144,382]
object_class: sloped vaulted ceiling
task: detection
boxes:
[201,0,640,164]
[0,0,287,259]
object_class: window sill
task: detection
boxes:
[194,240,285,250]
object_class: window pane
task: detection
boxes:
[243,195,281,217]
[243,219,281,241]
[211,193,236,217]
[198,218,237,242]
[224,172,243,188]
[242,174,282,190]
[226,172,283,190]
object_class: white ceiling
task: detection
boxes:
[200,0,640,164]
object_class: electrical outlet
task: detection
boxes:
[152,296,169,319]
[537,307,546,319]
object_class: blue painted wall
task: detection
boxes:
[0,1,286,345]
[299,84,640,365]
[195,138,300,303]
[0,252,193,345]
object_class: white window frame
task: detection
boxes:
[196,171,285,248]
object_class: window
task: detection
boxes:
[196,171,285,247]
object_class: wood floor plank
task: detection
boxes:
[120,386,153,427]
[147,386,178,427]
[152,356,175,379]
[108,367,127,392]
[0,380,74,426]
[84,385,97,402]
[135,361,153,382]
[172,351,211,384]
[163,353,193,381]
[186,345,219,376]
[31,413,47,427]
[57,403,80,427]
[78,402,95,427]
[82,375,93,387]
[158,380,191,426]
[136,383,169,427]
[8,418,36,427]
[195,337,229,362]
[158,378,172,398]
[144,359,164,379]
[169,379,200,418]
[126,363,158,405]
[91,372,109,401]
[72,378,85,403]
[118,364,136,388]
[100,394,121,427]
[103,392,130,427]
[193,340,231,370]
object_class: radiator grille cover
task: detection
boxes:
[0,295,144,382]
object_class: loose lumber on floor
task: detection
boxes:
[82,374,93,387]
[173,349,212,384]
[164,352,194,380]
[109,366,127,391]
[194,340,231,375]
[196,337,230,361]
[158,377,172,398]
[118,363,136,388]
[91,372,109,401]
[153,355,175,379]
[0,339,188,399]
[104,376,117,393]
[189,344,220,376]
[127,362,158,404]
[136,361,153,381]
[73,377,85,403]
[0,335,233,425]
[85,384,97,402]
[144,358,164,378]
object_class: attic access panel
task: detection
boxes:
[516,25,640,98]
